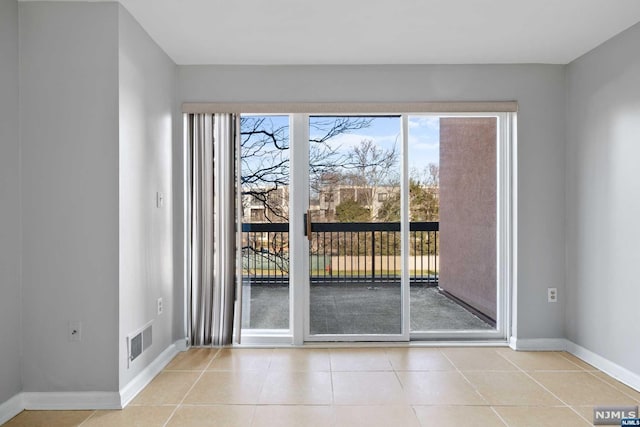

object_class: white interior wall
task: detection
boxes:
[177,64,567,340]
[0,0,23,404]
[19,2,121,392]
[566,21,640,377]
[118,5,177,387]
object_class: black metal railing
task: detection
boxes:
[241,222,438,286]
[241,222,289,285]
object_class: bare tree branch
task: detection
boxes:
[240,116,373,222]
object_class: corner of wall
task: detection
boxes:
[0,394,23,425]
[119,341,182,407]
[1,0,23,410]
[563,20,640,380]
[117,2,178,389]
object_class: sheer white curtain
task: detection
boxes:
[186,113,238,346]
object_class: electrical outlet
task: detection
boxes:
[157,297,163,315]
[69,320,82,342]
[547,288,558,303]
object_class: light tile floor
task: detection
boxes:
[4,347,640,426]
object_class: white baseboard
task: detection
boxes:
[508,337,640,393]
[0,340,185,415]
[509,337,569,351]
[119,340,183,407]
[565,341,640,392]
[175,337,189,352]
[0,393,24,425]
[22,392,121,410]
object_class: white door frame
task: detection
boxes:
[290,114,310,346]
[298,113,410,343]
[239,111,516,345]
[407,112,515,341]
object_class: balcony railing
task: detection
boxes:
[241,221,438,285]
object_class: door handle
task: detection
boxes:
[305,209,312,241]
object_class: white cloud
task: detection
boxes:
[408,116,440,131]
[408,134,439,150]
[320,132,400,152]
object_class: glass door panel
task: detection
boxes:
[306,116,404,337]
[408,115,498,333]
[239,115,291,332]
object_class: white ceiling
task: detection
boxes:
[23,0,640,65]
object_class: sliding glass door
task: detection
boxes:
[407,115,507,339]
[237,112,513,343]
[306,116,406,340]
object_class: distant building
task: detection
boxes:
[243,184,405,223]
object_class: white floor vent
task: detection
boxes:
[127,321,153,368]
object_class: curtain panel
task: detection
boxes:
[186,113,238,346]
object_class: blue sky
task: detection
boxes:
[241,114,440,176]
[308,116,440,172]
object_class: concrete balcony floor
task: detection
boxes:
[241,283,493,334]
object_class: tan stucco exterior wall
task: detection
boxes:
[439,117,497,320]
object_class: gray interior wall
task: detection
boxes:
[117,5,176,387]
[566,22,640,375]
[0,0,23,404]
[178,64,567,339]
[19,2,120,392]
[172,60,185,346]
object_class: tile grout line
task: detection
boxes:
[494,349,593,424]
[387,349,412,407]
[593,373,640,402]
[488,406,511,427]
[557,352,590,369]
[439,349,511,426]
[556,352,640,403]
[96,347,629,427]
[396,348,509,426]
[250,348,274,424]
[385,348,424,427]
[409,405,425,427]
[329,349,337,426]
[161,347,222,427]
[573,362,640,403]
[76,410,98,427]
[15,349,622,427]
[439,349,494,407]
[329,349,336,409]
[485,349,551,426]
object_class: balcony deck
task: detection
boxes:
[242,221,494,334]
[241,283,493,334]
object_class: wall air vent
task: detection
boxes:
[130,333,143,362]
[127,321,153,368]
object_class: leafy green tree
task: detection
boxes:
[335,198,371,222]
[378,165,439,222]
[376,191,400,222]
